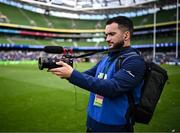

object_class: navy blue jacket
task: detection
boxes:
[68,47,145,130]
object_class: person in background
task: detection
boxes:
[49,16,146,132]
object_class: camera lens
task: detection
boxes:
[38,57,60,70]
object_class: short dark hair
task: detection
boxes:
[106,16,134,37]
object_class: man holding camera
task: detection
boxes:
[49,16,145,132]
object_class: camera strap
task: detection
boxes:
[73,48,124,59]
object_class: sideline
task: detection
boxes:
[0,60,37,65]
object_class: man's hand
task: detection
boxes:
[48,61,73,79]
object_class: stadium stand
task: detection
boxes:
[0,1,179,64]
[0,2,178,29]
[0,3,103,29]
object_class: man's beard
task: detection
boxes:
[109,40,124,50]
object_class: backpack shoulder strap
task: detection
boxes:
[115,51,139,71]
[115,51,140,125]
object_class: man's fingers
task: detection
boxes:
[48,67,62,72]
[56,61,66,66]
[52,71,62,76]
[47,61,73,78]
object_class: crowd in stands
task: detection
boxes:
[0,50,44,61]
[0,50,179,65]
[0,50,78,62]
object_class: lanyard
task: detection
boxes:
[101,56,116,79]
[103,57,112,74]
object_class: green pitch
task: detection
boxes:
[0,62,180,132]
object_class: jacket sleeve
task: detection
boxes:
[68,56,145,98]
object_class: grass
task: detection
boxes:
[0,62,180,132]
[0,62,93,132]
[135,65,180,132]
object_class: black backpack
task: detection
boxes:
[116,52,168,124]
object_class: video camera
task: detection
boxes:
[38,46,73,70]
[38,45,110,70]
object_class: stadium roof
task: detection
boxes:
[1,0,178,19]
[15,0,177,15]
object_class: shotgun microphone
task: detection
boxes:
[44,46,64,54]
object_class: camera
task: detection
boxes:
[38,55,73,70]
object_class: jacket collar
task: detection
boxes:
[108,46,133,57]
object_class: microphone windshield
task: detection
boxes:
[44,46,64,54]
